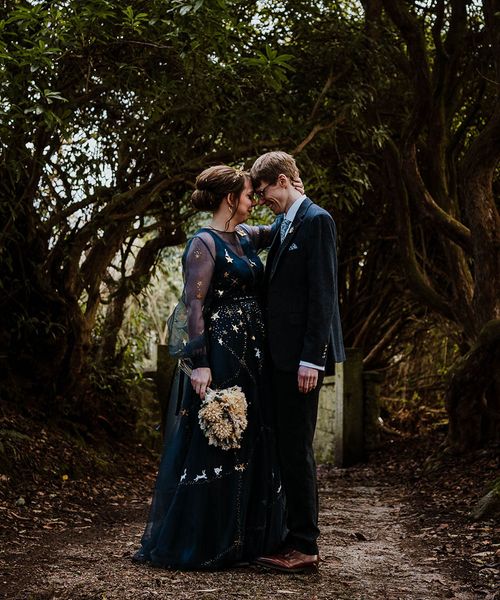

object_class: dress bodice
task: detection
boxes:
[200,227,264,305]
[182,225,271,368]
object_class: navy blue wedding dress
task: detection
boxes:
[134,224,286,570]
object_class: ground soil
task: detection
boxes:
[1,422,498,600]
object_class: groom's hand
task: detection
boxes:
[191,367,212,400]
[298,366,318,394]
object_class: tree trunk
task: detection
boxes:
[2,281,88,411]
[98,290,130,366]
[97,228,186,365]
[445,320,500,452]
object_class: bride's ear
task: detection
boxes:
[225,193,235,212]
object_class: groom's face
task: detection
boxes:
[254,175,288,215]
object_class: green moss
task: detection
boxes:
[490,478,500,495]
[0,428,32,442]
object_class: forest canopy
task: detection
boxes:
[0,0,498,452]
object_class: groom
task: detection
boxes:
[250,151,345,572]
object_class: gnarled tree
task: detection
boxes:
[0,0,293,419]
[364,0,500,450]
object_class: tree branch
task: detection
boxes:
[384,139,454,320]
[363,316,405,366]
[402,144,472,253]
[309,68,347,122]
[292,113,346,155]
[381,0,432,141]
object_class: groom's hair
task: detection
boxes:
[250,151,299,186]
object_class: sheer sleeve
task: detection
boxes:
[239,219,280,251]
[182,234,216,369]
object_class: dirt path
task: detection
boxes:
[2,468,480,600]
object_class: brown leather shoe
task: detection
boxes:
[255,549,319,573]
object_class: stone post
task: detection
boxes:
[313,375,336,463]
[334,348,364,467]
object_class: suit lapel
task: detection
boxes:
[270,198,313,280]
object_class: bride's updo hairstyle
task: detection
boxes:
[191,165,248,212]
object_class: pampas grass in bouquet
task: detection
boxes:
[199,386,247,450]
[179,361,248,450]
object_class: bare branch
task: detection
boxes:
[402,144,472,252]
[363,316,405,366]
[384,139,454,320]
[382,0,432,141]
[292,114,346,155]
[309,68,347,122]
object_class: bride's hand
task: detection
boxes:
[291,175,305,195]
[191,367,212,400]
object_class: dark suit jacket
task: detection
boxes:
[264,198,346,374]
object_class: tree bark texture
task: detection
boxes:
[445,320,500,451]
[369,0,500,449]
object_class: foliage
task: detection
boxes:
[0,0,299,414]
[260,0,500,449]
[381,318,462,434]
[1,0,498,452]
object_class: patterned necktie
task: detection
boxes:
[280,218,291,243]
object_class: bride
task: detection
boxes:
[133,165,287,569]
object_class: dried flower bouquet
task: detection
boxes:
[179,361,248,450]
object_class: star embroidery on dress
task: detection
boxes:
[237,308,243,315]
[251,335,255,340]
[223,272,229,278]
[255,348,261,359]
[234,463,247,472]
[212,312,220,320]
[224,249,233,263]
[217,289,224,296]
[232,324,239,332]
[218,337,224,345]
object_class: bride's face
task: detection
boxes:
[232,178,255,224]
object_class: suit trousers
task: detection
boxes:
[271,366,323,555]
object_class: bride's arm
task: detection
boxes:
[239,221,280,251]
[182,234,215,398]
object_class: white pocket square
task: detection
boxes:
[288,243,299,251]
